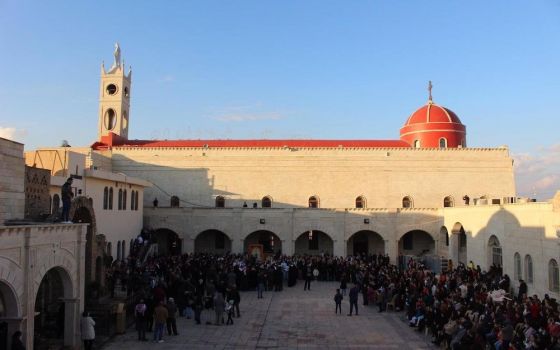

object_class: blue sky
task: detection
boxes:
[1,1,559,198]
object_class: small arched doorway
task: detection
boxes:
[244,230,282,257]
[195,230,231,253]
[347,230,384,256]
[295,230,333,255]
[398,230,435,256]
[34,267,74,350]
[487,235,502,269]
[451,222,467,265]
[154,228,182,255]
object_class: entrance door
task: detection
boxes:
[353,240,368,255]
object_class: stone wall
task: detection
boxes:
[108,146,516,210]
[0,138,25,224]
[24,166,51,219]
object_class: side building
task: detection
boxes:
[0,137,87,350]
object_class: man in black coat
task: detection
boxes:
[348,284,359,316]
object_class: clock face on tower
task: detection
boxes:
[106,84,118,95]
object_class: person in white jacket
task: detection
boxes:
[80,311,96,350]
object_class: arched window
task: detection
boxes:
[514,253,522,281]
[170,195,180,208]
[118,189,123,210]
[262,196,272,208]
[414,140,420,148]
[52,194,60,213]
[215,196,225,208]
[131,191,135,210]
[525,255,533,284]
[308,196,319,208]
[402,196,413,208]
[103,187,108,210]
[439,137,447,149]
[109,187,114,210]
[444,196,454,208]
[123,190,127,210]
[135,191,139,210]
[355,196,366,209]
[549,259,559,293]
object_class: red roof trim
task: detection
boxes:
[100,139,411,149]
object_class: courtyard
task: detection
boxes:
[102,281,434,350]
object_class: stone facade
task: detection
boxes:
[0,138,25,224]
[109,146,516,209]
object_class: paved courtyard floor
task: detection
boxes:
[102,281,434,349]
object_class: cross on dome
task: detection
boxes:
[428,80,433,103]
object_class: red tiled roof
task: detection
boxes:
[92,135,411,149]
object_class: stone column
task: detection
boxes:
[232,239,244,254]
[62,298,79,349]
[333,239,344,257]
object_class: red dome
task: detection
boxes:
[404,103,462,125]
[400,102,467,148]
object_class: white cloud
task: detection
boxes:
[215,113,283,122]
[158,75,175,83]
[513,144,560,199]
[0,127,27,142]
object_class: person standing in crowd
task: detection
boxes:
[134,299,148,341]
[226,285,241,318]
[226,300,235,325]
[153,301,168,343]
[340,273,347,296]
[166,298,179,336]
[214,291,226,325]
[193,295,203,325]
[257,270,265,298]
[334,289,343,314]
[60,177,74,223]
[11,331,25,350]
[304,265,312,291]
[518,279,528,301]
[80,311,95,350]
[348,284,359,316]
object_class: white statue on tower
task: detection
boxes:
[111,42,121,70]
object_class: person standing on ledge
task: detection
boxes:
[61,177,74,223]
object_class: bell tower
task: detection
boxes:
[98,43,132,141]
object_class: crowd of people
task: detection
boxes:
[102,247,560,349]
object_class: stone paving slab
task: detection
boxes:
[101,282,434,349]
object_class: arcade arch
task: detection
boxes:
[346,230,384,256]
[244,230,282,256]
[0,280,19,350]
[195,230,231,253]
[295,230,333,255]
[398,230,435,256]
[34,267,74,350]
[153,228,182,255]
